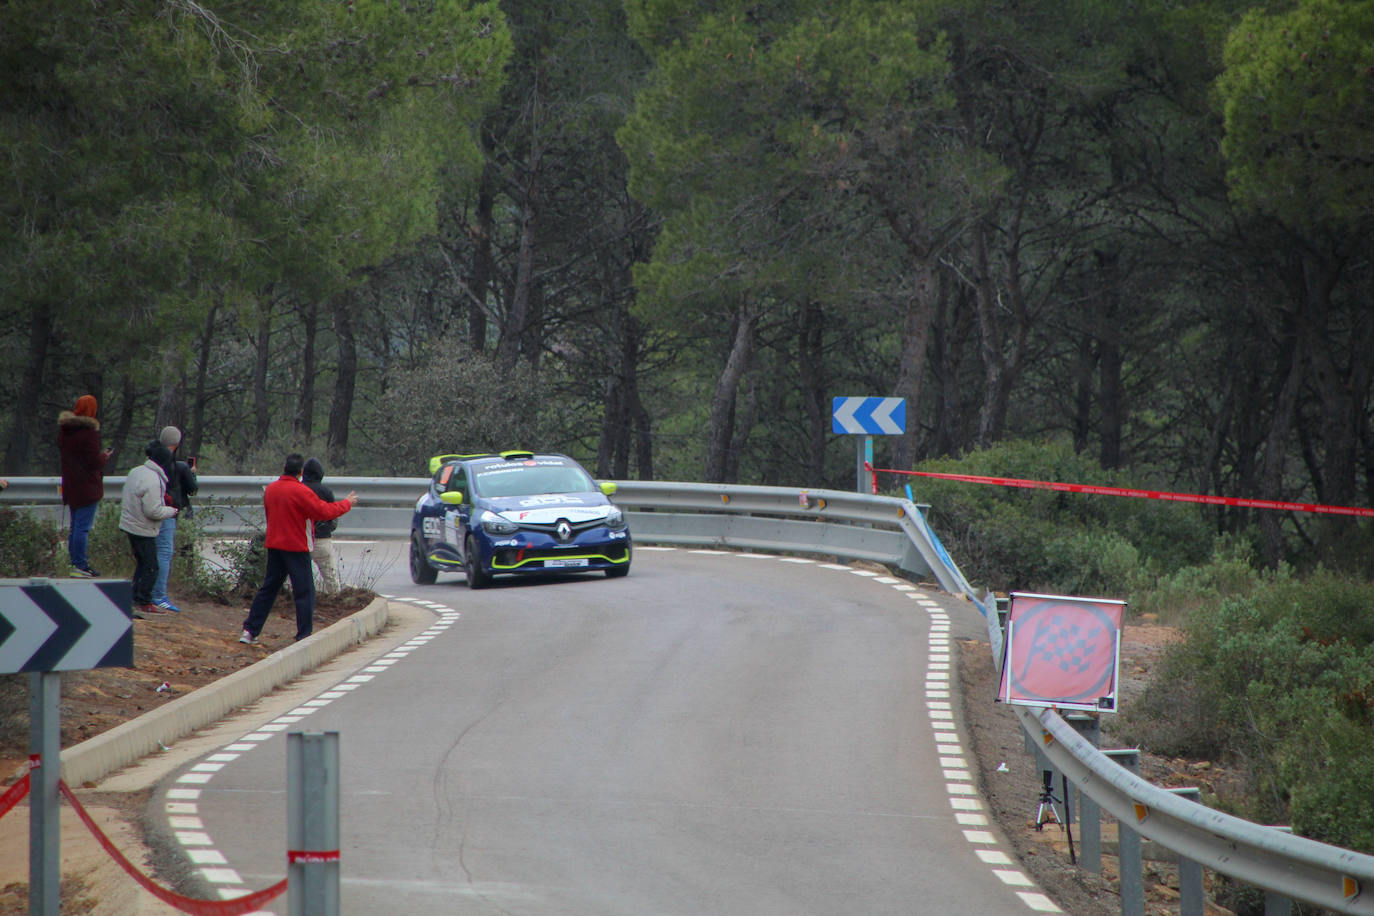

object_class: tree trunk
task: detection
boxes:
[891,260,936,470]
[597,311,638,479]
[1071,335,1096,455]
[1259,329,1303,567]
[1098,337,1124,470]
[467,165,496,350]
[295,301,318,438]
[704,305,758,483]
[252,303,272,446]
[155,349,183,434]
[1095,250,1124,470]
[110,374,138,471]
[497,149,541,369]
[798,301,827,483]
[725,369,758,484]
[596,370,628,479]
[189,302,218,460]
[3,308,53,475]
[928,275,968,459]
[327,291,358,466]
[632,389,654,481]
[972,221,1027,450]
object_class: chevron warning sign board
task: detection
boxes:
[0,579,134,673]
[831,397,906,435]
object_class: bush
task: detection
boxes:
[1123,569,1374,852]
[909,438,1219,597]
[0,507,62,577]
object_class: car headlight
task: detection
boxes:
[604,506,626,530]
[479,511,519,535]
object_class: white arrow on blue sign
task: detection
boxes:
[832,397,907,435]
[0,579,133,673]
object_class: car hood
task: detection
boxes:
[483,493,614,524]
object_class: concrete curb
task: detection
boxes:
[59,597,392,788]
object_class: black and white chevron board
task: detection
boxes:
[0,578,134,673]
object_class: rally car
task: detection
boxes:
[409,450,631,588]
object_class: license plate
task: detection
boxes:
[544,558,589,568]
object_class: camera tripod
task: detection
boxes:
[1034,769,1063,830]
[1034,769,1077,864]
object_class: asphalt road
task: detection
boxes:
[145,543,1044,915]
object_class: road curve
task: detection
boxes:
[145,544,1059,915]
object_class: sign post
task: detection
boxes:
[831,397,906,493]
[288,731,341,916]
[1,577,134,915]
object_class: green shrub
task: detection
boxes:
[0,507,62,577]
[1124,570,1374,852]
[85,501,132,577]
[910,438,1219,597]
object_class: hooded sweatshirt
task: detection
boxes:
[301,457,339,540]
[119,444,178,537]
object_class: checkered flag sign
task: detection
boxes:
[997,593,1125,711]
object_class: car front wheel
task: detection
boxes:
[464,536,491,589]
[409,532,437,585]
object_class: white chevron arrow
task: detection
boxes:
[833,397,864,434]
[0,589,57,672]
[871,397,905,435]
[56,582,131,671]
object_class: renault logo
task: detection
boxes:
[555,520,573,542]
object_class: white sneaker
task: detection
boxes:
[238,630,259,645]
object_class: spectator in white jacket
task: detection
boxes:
[120,441,178,617]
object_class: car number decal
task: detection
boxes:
[422,516,442,538]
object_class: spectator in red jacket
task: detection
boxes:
[239,453,357,646]
[58,394,112,577]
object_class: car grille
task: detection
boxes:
[517,518,605,537]
[493,543,629,569]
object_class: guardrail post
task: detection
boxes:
[288,731,340,916]
[1103,748,1144,916]
[1264,892,1293,916]
[1263,827,1294,916]
[1065,714,1102,874]
[1165,788,1205,916]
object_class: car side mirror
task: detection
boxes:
[440,490,464,505]
[599,481,617,496]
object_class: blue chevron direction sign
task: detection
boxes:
[0,579,133,673]
[832,396,906,435]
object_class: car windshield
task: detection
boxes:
[472,462,596,498]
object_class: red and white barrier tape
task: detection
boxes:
[871,467,1374,518]
[0,772,30,820]
[57,777,289,916]
[0,770,290,914]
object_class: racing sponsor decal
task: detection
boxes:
[518,495,583,507]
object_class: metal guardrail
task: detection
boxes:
[6,474,1374,911]
[0,476,973,596]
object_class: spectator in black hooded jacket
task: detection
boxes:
[146,426,198,612]
[302,457,341,594]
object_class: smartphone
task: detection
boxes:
[188,456,197,470]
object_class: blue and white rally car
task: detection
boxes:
[409,450,631,588]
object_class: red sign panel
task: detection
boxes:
[997,592,1124,712]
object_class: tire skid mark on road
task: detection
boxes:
[160,597,460,913]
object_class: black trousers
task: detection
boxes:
[242,548,316,641]
[127,533,158,605]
